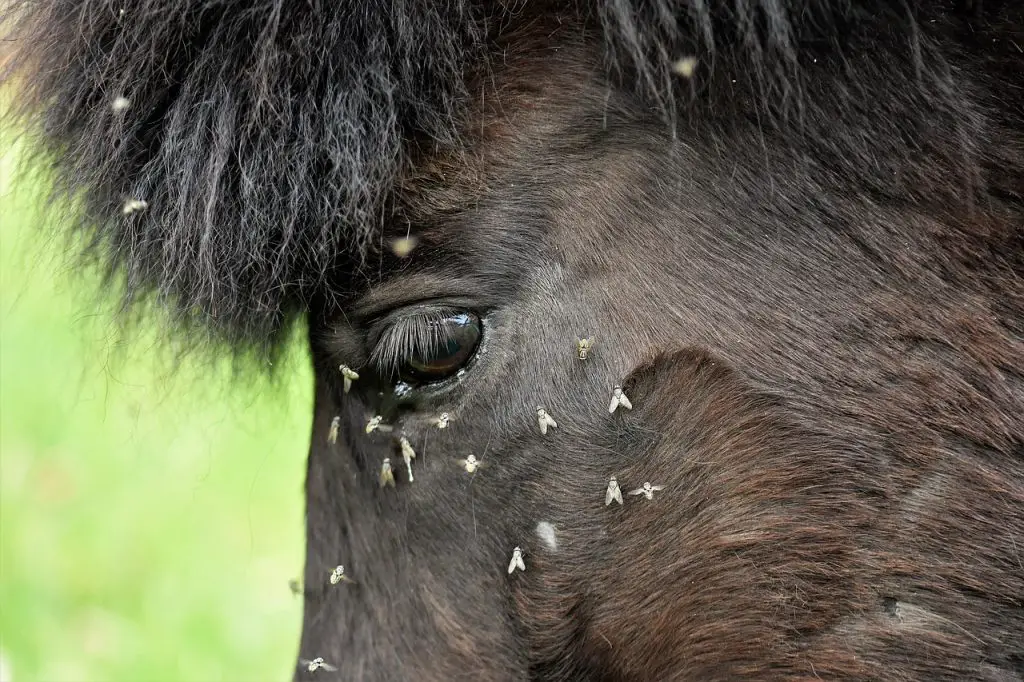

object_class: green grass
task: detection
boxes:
[0,131,311,679]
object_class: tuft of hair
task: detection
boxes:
[2,0,489,357]
[2,1,1020,357]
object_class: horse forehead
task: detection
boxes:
[397,46,654,255]
[382,48,773,314]
[406,132,674,290]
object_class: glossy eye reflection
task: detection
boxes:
[371,309,483,385]
[402,312,481,382]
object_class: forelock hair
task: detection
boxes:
[1,0,1019,358]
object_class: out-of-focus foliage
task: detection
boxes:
[0,120,310,680]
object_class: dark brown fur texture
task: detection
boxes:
[3,0,1022,680]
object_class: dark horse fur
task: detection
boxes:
[3,0,1023,679]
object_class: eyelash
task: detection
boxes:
[368,307,463,377]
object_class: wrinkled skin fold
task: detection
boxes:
[3,1,1022,680]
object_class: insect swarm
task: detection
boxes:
[365,415,384,434]
[338,364,360,393]
[327,416,340,444]
[672,56,698,78]
[508,546,526,574]
[605,476,623,505]
[299,657,338,673]
[458,454,482,473]
[390,235,419,258]
[121,198,148,215]
[608,385,633,413]
[536,406,557,435]
[329,565,354,585]
[379,458,396,488]
[628,482,665,500]
[575,337,594,360]
[399,436,416,482]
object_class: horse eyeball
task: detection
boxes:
[400,312,482,383]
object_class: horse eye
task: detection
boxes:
[400,312,482,383]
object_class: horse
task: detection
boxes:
[3,0,1022,679]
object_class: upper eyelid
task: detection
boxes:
[364,304,463,348]
[350,275,481,321]
[366,306,477,374]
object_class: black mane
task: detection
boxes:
[2,0,1020,354]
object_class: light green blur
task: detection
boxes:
[0,121,311,681]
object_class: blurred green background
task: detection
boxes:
[0,115,311,678]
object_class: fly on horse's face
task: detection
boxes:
[5,0,1022,680]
